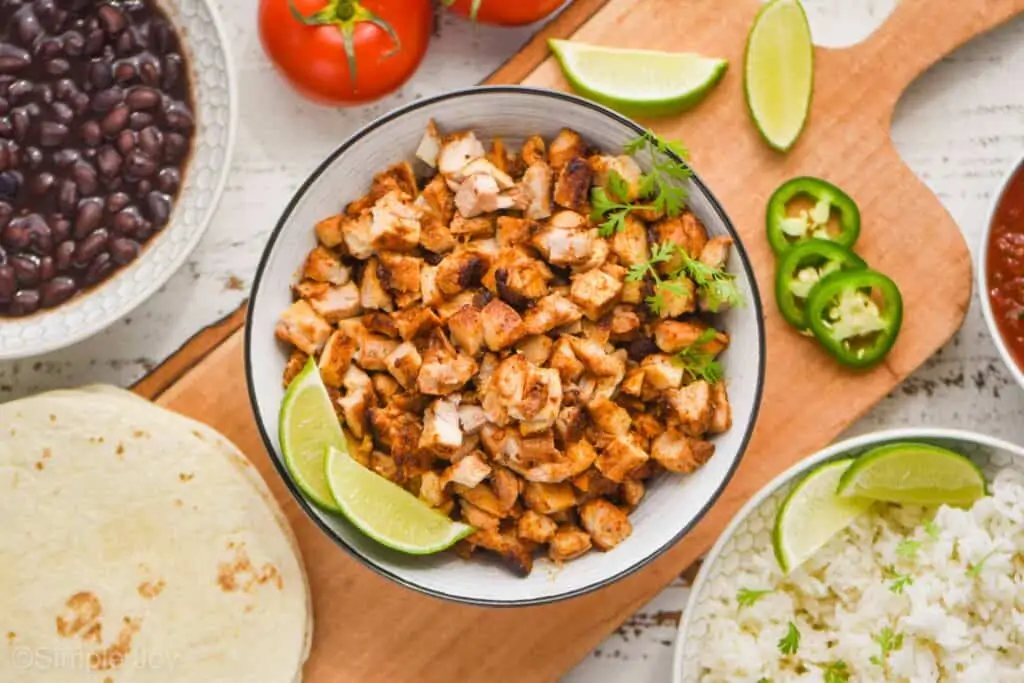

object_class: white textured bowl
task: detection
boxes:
[673,428,1024,682]
[0,0,236,359]
[978,154,1024,393]
[246,87,766,606]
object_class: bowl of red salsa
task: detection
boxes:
[980,155,1024,391]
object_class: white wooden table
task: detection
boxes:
[1,2,1021,680]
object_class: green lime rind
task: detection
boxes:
[743,0,815,152]
[549,39,728,119]
[325,447,475,555]
[773,458,873,573]
[836,442,988,506]
[278,357,347,512]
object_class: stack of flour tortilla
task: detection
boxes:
[0,387,312,682]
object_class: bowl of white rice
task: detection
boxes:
[673,428,1024,683]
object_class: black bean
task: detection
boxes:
[8,288,40,315]
[0,142,10,171]
[55,179,76,214]
[0,97,7,116]
[39,121,69,147]
[149,21,170,53]
[112,204,139,234]
[22,101,41,118]
[79,120,102,146]
[135,179,151,197]
[24,216,52,254]
[7,79,32,102]
[10,253,40,286]
[0,264,14,303]
[124,149,155,179]
[100,103,129,136]
[48,214,69,242]
[102,175,121,192]
[113,59,136,84]
[44,58,70,77]
[91,86,123,113]
[133,219,152,241]
[109,236,139,264]
[137,126,162,156]
[73,196,103,238]
[40,275,75,306]
[36,81,54,102]
[83,28,105,57]
[50,100,74,124]
[164,132,187,163]
[29,171,54,195]
[105,191,129,213]
[96,145,121,176]
[73,227,107,267]
[34,36,63,60]
[10,108,30,140]
[137,54,160,87]
[0,117,11,139]
[14,7,44,45]
[38,255,54,281]
[53,77,78,100]
[71,159,98,194]
[61,30,85,57]
[0,201,11,229]
[0,169,21,199]
[22,146,43,169]
[155,166,179,194]
[87,60,111,90]
[163,102,192,132]
[1,215,30,249]
[0,44,32,75]
[162,53,182,91]
[115,129,135,155]
[125,86,159,110]
[69,91,89,115]
[53,240,74,271]
[115,30,134,56]
[97,4,126,34]
[128,111,152,130]
[145,191,170,227]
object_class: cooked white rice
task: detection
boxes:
[698,468,1024,682]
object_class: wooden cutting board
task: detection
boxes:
[134,0,1024,680]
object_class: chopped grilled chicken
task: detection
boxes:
[572,235,610,273]
[447,305,485,356]
[363,311,399,338]
[371,162,417,200]
[392,305,441,341]
[570,266,624,320]
[632,413,665,442]
[419,265,443,307]
[416,175,457,254]
[531,215,595,267]
[455,480,505,518]
[436,247,491,296]
[518,432,561,470]
[569,337,625,378]
[481,299,526,351]
[489,250,553,307]
[513,366,563,436]
[496,216,535,247]
[571,468,619,496]
[548,524,592,562]
[553,156,593,213]
[457,404,487,435]
[455,174,515,218]
[653,320,729,355]
[276,300,331,355]
[442,451,492,487]
[354,334,397,372]
[609,306,641,339]
[665,380,713,436]
[517,510,558,544]
[378,252,422,294]
[549,337,585,383]
[482,355,530,426]
[548,128,587,171]
[370,451,399,482]
[620,367,645,397]
[460,158,515,189]
[655,212,708,265]
[449,213,496,237]
[341,212,374,259]
[651,428,715,473]
[521,162,554,220]
[579,499,632,551]
[658,277,696,319]
[467,527,534,576]
[480,423,524,463]
[519,438,597,483]
[297,281,362,323]
[700,235,733,269]
[383,341,422,390]
[491,466,521,514]
[372,373,401,401]
[521,135,547,166]
[282,349,308,387]
[315,215,345,248]
[708,381,732,434]
[610,214,649,266]
[419,470,446,507]
[589,154,643,202]
[370,190,421,251]
[523,481,577,514]
[319,330,357,387]
[337,388,372,440]
[435,291,477,321]
[595,433,649,482]
[587,397,632,436]
[417,351,478,396]
[460,499,500,531]
[641,353,684,392]
[523,294,583,335]
[303,245,349,284]
[360,258,394,312]
[620,478,645,508]
[621,279,644,305]
[415,119,443,168]
[437,131,486,180]
[516,335,553,366]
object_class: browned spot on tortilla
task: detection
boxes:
[56,592,102,638]
[191,429,206,442]
[244,604,254,613]
[179,473,194,482]
[35,462,44,470]
[49,414,56,423]
[116,443,125,457]
[81,621,103,644]
[6,631,15,641]
[173,499,183,508]
[42,448,52,459]
[132,430,148,439]
[103,678,113,683]
[217,543,284,594]
[653,610,682,627]
[89,617,141,671]
[137,580,166,600]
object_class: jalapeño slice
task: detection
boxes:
[767,176,861,256]
[776,239,867,331]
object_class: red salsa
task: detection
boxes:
[988,163,1024,370]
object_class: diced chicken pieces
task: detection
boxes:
[572,235,609,273]
[491,466,521,514]
[337,388,372,440]
[579,499,632,551]
[590,154,643,202]
[302,281,362,322]
[621,279,644,305]
[282,349,308,387]
[303,245,349,284]
[276,300,331,355]
[342,363,373,393]
[570,267,623,320]
[362,311,399,338]
[419,265,442,307]
[447,305,485,356]
[480,423,524,464]
[481,299,526,351]
[513,366,563,436]
[481,355,530,425]
[651,428,715,473]
[569,337,625,378]
[419,470,446,508]
[521,135,547,166]
[611,214,649,266]
[416,175,456,254]
[523,481,577,514]
[454,480,505,517]
[531,216,595,267]
[595,434,649,483]
[523,294,583,335]
[641,354,685,392]
[370,451,398,482]
[653,320,729,355]
[455,174,515,218]
[355,334,397,372]
[587,397,632,436]
[656,212,708,264]
[315,215,345,248]
[700,235,733,269]
[461,500,500,531]
[436,248,491,296]
[517,510,558,544]
[360,258,394,312]
[467,527,534,576]
[516,335,553,366]
[549,337,585,383]
[384,341,422,390]
[665,380,714,436]
[548,524,592,562]
[621,478,645,508]
[553,156,593,213]
[372,373,401,401]
[708,381,732,434]
[521,162,553,220]
[370,190,421,251]
[609,306,641,339]
[520,438,596,484]
[548,128,587,171]
[443,452,493,488]
[378,252,422,294]
[392,306,440,341]
[492,252,553,306]
[437,131,486,179]
[620,366,645,397]
[415,119,443,168]
[417,352,478,396]
[341,212,374,259]
[496,216,535,247]
[371,162,417,200]
[457,404,487,435]
[460,158,515,190]
[319,329,357,387]
[658,277,696,319]
[450,213,496,238]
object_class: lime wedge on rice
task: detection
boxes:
[279,357,348,512]
[549,39,728,118]
[773,459,873,573]
[837,442,988,506]
[325,447,474,555]
[744,0,814,151]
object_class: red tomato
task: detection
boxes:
[259,0,432,105]
[442,0,564,26]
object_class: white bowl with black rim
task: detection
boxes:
[0,0,236,359]
[245,86,766,606]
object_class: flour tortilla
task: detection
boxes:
[0,387,311,683]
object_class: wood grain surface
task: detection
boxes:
[135,0,1024,680]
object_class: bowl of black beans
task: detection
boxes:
[0,0,235,359]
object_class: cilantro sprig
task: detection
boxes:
[626,241,743,315]
[736,587,772,608]
[778,621,800,655]
[966,548,1001,578]
[681,253,744,312]
[870,627,904,668]
[821,660,850,683]
[676,328,725,384]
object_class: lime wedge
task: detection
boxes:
[744,0,814,151]
[325,447,475,555]
[549,39,728,118]
[279,357,347,512]
[773,459,873,572]
[837,442,987,506]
